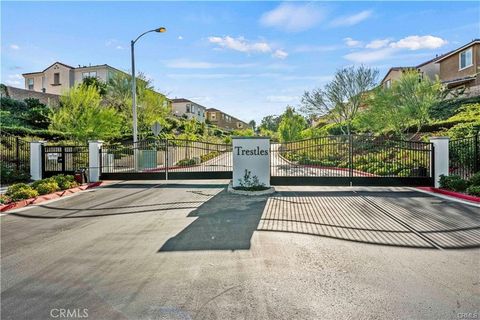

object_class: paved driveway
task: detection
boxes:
[1,181,479,320]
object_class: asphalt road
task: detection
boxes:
[1,181,479,320]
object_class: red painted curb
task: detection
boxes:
[0,181,105,212]
[417,187,480,203]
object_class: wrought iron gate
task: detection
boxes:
[270,135,434,186]
[42,145,89,177]
[99,139,233,180]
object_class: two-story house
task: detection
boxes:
[379,39,480,97]
[22,62,126,95]
[435,39,479,95]
[206,108,249,131]
[171,98,206,123]
[380,67,415,89]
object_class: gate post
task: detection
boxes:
[30,141,45,181]
[429,136,449,188]
[88,140,103,182]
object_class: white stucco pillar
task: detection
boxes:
[429,136,449,188]
[232,137,270,188]
[30,141,45,181]
[88,140,103,182]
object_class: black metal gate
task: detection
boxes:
[270,135,434,186]
[99,139,232,180]
[42,145,89,178]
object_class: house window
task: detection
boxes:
[186,104,190,113]
[384,79,391,89]
[191,105,195,113]
[27,78,34,90]
[82,71,97,79]
[459,48,473,70]
[53,73,60,85]
[211,113,216,120]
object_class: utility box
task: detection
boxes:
[139,150,157,170]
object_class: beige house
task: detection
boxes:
[379,39,480,97]
[380,67,415,89]
[171,98,206,123]
[22,62,126,95]
[206,108,249,131]
[435,39,480,95]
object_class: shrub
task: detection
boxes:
[6,183,39,201]
[51,174,78,190]
[176,159,196,166]
[468,172,480,187]
[200,151,220,163]
[34,181,60,195]
[466,185,480,197]
[0,194,10,204]
[0,163,31,184]
[439,175,469,192]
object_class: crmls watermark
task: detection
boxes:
[50,308,88,318]
[458,311,479,319]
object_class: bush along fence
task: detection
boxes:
[449,132,480,180]
[0,133,31,184]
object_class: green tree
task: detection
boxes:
[357,71,442,137]
[277,107,307,142]
[259,115,281,132]
[248,120,256,130]
[50,85,122,142]
[105,72,170,137]
[82,76,107,96]
[302,65,378,134]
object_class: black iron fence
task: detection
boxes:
[271,135,433,186]
[449,132,480,180]
[0,133,30,173]
[42,145,89,177]
[100,139,232,180]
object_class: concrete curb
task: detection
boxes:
[227,182,275,196]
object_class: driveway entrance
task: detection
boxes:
[1,182,479,319]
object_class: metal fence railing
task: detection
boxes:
[0,133,31,174]
[449,132,480,180]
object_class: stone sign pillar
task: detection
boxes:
[232,137,270,188]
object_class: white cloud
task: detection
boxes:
[343,37,362,47]
[208,36,288,59]
[208,36,271,53]
[365,38,391,49]
[4,74,22,86]
[344,47,397,63]
[260,3,324,32]
[331,10,373,27]
[178,36,183,40]
[389,35,447,50]
[272,49,288,59]
[344,35,448,63]
[115,45,124,50]
[9,44,20,50]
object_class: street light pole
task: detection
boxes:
[131,39,138,146]
[130,27,166,170]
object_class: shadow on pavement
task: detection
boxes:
[159,190,268,252]
[257,190,480,249]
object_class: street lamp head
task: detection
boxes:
[155,27,167,33]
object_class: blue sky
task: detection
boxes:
[1,1,479,123]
